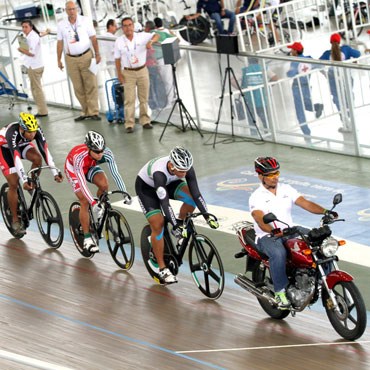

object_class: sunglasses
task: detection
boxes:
[92,149,104,154]
[263,171,280,178]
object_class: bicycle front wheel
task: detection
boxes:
[188,234,224,299]
[179,16,210,45]
[105,209,135,270]
[35,191,64,248]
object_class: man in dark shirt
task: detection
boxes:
[186,0,235,35]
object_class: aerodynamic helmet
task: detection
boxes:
[85,130,106,152]
[169,146,193,171]
[254,157,280,174]
[19,112,38,132]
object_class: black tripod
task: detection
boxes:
[213,54,263,148]
[159,64,203,142]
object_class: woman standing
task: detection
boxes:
[319,33,360,133]
[18,21,50,117]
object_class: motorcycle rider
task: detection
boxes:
[249,157,337,309]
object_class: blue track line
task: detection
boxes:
[0,294,228,370]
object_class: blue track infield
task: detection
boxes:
[198,166,370,247]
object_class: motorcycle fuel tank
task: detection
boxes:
[285,238,313,268]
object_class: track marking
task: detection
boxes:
[176,341,370,354]
[0,349,74,369]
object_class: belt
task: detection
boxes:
[124,65,146,71]
[67,49,90,58]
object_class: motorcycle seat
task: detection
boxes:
[242,227,269,260]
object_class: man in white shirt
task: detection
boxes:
[114,17,160,133]
[57,1,101,122]
[249,157,335,308]
[101,19,117,78]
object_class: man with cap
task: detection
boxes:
[319,33,360,133]
[287,42,324,136]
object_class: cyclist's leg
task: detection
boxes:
[147,212,166,269]
[90,170,109,198]
[172,182,196,219]
[24,146,42,172]
[75,190,90,234]
[5,173,20,223]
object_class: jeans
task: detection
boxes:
[210,10,236,34]
[256,226,309,292]
[292,83,312,135]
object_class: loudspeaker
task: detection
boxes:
[162,37,181,65]
[216,35,239,55]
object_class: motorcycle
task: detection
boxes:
[232,194,367,340]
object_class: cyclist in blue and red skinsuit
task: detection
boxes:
[0,112,62,236]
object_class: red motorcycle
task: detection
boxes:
[233,194,367,340]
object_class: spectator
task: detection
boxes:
[186,0,236,35]
[148,19,176,107]
[57,1,101,122]
[101,19,117,78]
[241,57,278,132]
[319,33,360,133]
[114,17,160,133]
[287,42,324,136]
[18,20,49,117]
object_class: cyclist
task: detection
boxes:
[65,130,131,253]
[249,157,337,309]
[0,112,63,236]
[135,146,219,284]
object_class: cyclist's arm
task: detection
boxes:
[185,167,208,216]
[34,128,59,176]
[5,126,28,184]
[102,148,127,192]
[73,153,96,206]
[153,171,178,227]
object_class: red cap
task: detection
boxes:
[330,33,341,43]
[287,42,303,52]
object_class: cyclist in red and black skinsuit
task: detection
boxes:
[0,112,63,236]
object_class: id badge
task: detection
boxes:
[130,53,138,65]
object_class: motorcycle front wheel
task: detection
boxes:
[322,281,367,340]
[252,264,290,319]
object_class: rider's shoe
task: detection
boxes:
[12,221,26,236]
[83,237,99,253]
[158,268,178,285]
[275,291,291,310]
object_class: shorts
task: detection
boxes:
[64,162,104,193]
[0,143,35,177]
[135,176,186,219]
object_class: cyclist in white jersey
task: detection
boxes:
[135,146,219,284]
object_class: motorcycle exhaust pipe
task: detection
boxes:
[234,274,275,305]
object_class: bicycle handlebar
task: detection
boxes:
[183,212,217,227]
[98,190,131,203]
[27,166,62,183]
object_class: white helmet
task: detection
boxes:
[85,130,105,152]
[169,146,193,171]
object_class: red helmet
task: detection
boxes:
[255,157,280,174]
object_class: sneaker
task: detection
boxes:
[338,127,352,133]
[12,221,26,236]
[275,291,291,309]
[83,237,99,253]
[158,268,177,285]
[314,103,324,118]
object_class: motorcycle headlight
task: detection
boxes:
[321,237,339,257]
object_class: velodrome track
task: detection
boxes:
[1,222,369,370]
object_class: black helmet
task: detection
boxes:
[255,157,280,174]
[169,146,193,171]
[85,130,105,152]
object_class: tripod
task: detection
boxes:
[159,64,203,142]
[213,54,263,148]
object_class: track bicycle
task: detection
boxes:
[338,0,368,39]
[140,212,225,299]
[0,166,64,248]
[69,190,135,270]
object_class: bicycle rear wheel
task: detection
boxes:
[35,191,64,248]
[105,209,135,270]
[0,183,27,239]
[179,16,210,45]
[68,201,95,259]
[188,234,224,299]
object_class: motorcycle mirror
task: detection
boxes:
[263,213,277,224]
[333,193,342,206]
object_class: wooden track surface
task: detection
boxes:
[0,223,369,370]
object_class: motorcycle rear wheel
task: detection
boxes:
[253,264,290,320]
[322,281,367,340]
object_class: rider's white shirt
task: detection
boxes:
[249,183,301,240]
